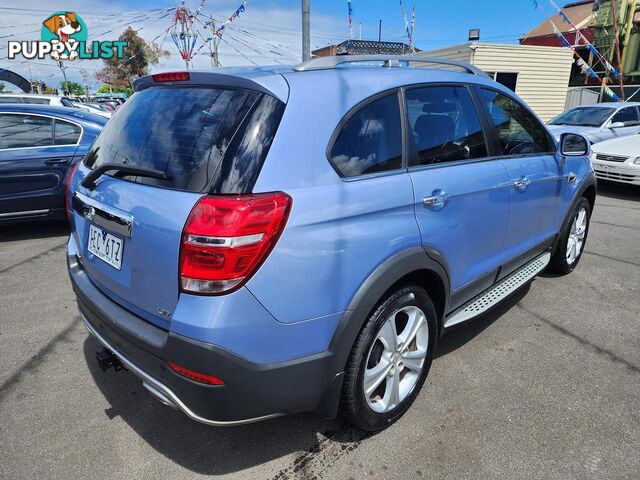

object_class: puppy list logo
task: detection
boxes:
[8,11,127,61]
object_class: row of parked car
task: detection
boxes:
[547,102,640,186]
[0,93,126,119]
[0,97,109,223]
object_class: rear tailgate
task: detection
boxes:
[69,82,286,329]
[71,172,200,328]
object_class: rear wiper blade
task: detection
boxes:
[81,162,169,190]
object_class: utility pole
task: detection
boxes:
[209,16,220,67]
[610,0,625,100]
[302,0,310,61]
[378,19,382,53]
[58,61,68,96]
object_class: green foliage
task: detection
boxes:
[60,81,85,96]
[96,27,170,87]
[96,84,133,96]
[0,83,5,92]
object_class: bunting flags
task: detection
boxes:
[214,1,247,38]
[410,5,415,50]
[546,0,619,77]
[348,1,353,40]
[400,0,412,47]
[530,0,622,101]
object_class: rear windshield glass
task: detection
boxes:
[84,87,284,193]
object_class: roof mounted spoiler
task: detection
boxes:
[293,55,488,77]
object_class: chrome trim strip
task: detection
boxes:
[185,233,264,247]
[82,316,284,427]
[73,191,134,237]
[0,209,50,218]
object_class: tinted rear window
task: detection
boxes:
[84,87,284,193]
[0,97,24,104]
[24,97,51,104]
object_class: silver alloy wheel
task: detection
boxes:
[566,206,588,265]
[363,305,429,414]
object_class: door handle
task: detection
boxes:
[514,177,531,192]
[45,158,70,165]
[423,190,448,210]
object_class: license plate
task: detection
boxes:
[88,224,123,270]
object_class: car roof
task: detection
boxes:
[0,104,108,126]
[573,102,640,109]
[135,62,506,105]
[0,93,64,99]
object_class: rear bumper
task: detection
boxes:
[68,253,343,425]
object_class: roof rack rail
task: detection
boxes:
[293,55,487,77]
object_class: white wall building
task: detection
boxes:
[418,43,574,122]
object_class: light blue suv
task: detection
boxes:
[67,56,597,431]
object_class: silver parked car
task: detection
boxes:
[547,102,640,144]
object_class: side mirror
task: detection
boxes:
[609,121,625,129]
[560,132,590,157]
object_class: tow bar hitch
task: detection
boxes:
[96,347,125,372]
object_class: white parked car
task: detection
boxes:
[548,102,640,144]
[591,134,640,185]
[71,102,112,119]
[0,93,76,107]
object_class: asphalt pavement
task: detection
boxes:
[1,181,638,480]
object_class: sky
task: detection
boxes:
[0,0,552,92]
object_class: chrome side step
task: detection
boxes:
[444,252,551,329]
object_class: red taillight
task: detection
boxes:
[152,72,190,82]
[167,361,224,385]
[179,192,292,295]
[65,162,80,220]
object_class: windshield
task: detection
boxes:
[84,86,285,194]
[549,107,616,127]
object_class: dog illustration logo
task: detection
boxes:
[41,11,87,60]
[7,11,127,62]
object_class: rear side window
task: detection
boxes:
[23,97,51,105]
[54,119,81,145]
[0,97,24,104]
[84,87,285,193]
[611,107,640,126]
[405,86,487,166]
[479,89,554,156]
[330,93,402,177]
[0,114,53,149]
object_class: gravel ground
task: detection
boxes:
[1,181,638,480]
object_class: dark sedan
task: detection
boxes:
[0,105,106,223]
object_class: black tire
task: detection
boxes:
[548,197,592,274]
[341,284,438,432]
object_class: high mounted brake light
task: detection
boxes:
[179,192,292,295]
[152,72,190,82]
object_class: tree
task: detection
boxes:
[60,81,85,96]
[0,83,5,93]
[96,84,133,96]
[96,27,170,87]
